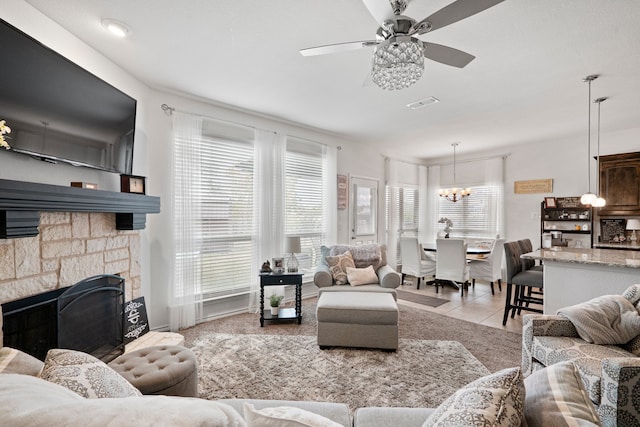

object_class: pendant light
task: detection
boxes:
[580,74,598,206]
[439,142,471,202]
[592,97,608,207]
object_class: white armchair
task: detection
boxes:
[399,237,436,290]
[469,238,505,295]
[435,239,470,296]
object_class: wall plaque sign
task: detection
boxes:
[514,179,553,194]
[124,297,150,344]
[337,174,348,209]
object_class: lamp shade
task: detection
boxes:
[284,236,301,254]
[626,219,640,231]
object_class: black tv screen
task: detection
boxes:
[0,18,136,174]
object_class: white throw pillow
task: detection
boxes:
[423,367,525,427]
[39,348,141,399]
[243,402,342,427]
[346,265,378,286]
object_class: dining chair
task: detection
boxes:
[502,241,543,325]
[399,237,436,290]
[469,238,505,295]
[435,239,470,296]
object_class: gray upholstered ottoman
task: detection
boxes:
[316,291,399,351]
[108,345,198,397]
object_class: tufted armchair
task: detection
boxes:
[313,244,401,297]
[522,284,640,427]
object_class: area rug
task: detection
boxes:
[397,290,449,307]
[181,297,522,373]
[190,333,490,410]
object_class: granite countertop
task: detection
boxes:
[522,247,640,269]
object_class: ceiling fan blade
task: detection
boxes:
[423,42,475,68]
[361,0,401,25]
[300,40,378,56]
[418,0,505,34]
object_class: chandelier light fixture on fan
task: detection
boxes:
[371,36,424,90]
[580,74,598,206]
[300,0,505,91]
[592,96,608,208]
[439,142,471,202]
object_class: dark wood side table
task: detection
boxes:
[259,272,303,327]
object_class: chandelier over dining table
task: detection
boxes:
[439,142,471,202]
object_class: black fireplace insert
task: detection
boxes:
[2,274,125,362]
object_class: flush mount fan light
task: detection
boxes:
[300,0,505,90]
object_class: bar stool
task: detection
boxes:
[502,241,543,325]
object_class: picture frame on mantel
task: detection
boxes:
[544,197,557,208]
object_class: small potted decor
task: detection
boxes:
[438,217,453,238]
[269,295,284,316]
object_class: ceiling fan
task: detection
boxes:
[300,0,505,90]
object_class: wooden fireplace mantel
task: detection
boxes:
[0,179,161,238]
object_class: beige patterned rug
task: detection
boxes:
[190,333,490,410]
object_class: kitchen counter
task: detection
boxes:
[522,247,640,268]
[521,247,640,314]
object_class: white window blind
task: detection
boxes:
[174,132,255,299]
[285,138,325,273]
[386,186,419,265]
[438,184,500,238]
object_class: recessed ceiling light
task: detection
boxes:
[101,19,130,38]
[406,96,440,110]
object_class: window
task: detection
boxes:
[285,138,326,273]
[386,186,419,265]
[438,184,501,238]
[173,118,331,304]
[174,130,255,300]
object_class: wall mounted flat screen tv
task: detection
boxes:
[0,18,136,174]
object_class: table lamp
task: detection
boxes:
[284,236,301,272]
[627,219,640,243]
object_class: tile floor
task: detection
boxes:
[398,277,526,334]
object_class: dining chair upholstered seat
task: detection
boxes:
[502,241,544,325]
[399,237,436,290]
[435,239,470,296]
[469,238,505,295]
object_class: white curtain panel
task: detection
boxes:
[486,156,505,239]
[249,130,286,313]
[418,165,429,243]
[169,112,204,331]
[323,145,338,245]
[425,165,441,243]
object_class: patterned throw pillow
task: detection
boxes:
[326,251,355,285]
[423,367,525,427]
[39,349,141,399]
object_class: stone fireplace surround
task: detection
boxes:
[0,178,161,343]
[0,211,141,343]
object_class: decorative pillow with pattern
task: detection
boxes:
[325,251,355,285]
[422,367,525,427]
[39,348,141,399]
[329,244,384,269]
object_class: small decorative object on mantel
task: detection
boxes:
[272,257,285,274]
[120,174,146,194]
[0,120,11,149]
[438,217,453,238]
[71,182,98,190]
[260,260,272,273]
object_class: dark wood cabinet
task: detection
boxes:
[598,152,640,216]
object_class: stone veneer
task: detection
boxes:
[0,212,141,308]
